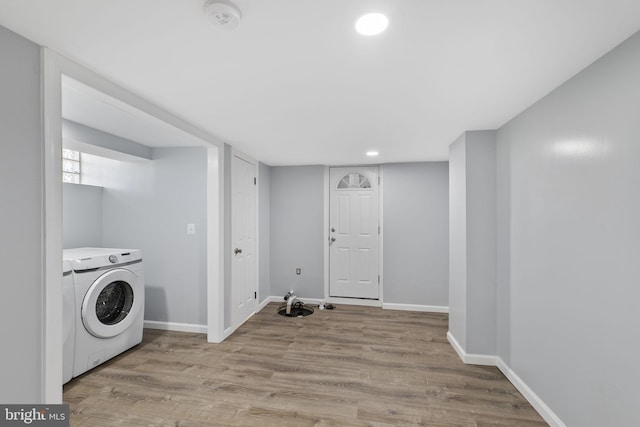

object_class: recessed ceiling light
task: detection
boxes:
[355,13,388,36]
[366,151,379,157]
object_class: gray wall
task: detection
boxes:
[464,131,497,355]
[95,147,209,326]
[143,147,208,325]
[448,131,497,355]
[496,127,511,363]
[0,26,43,403]
[258,162,271,303]
[63,183,103,249]
[268,163,451,305]
[382,162,449,306]
[270,166,325,299]
[495,31,640,426]
[448,134,467,347]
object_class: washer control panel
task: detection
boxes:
[64,248,142,272]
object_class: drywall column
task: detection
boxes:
[448,134,468,348]
[448,130,497,357]
[0,26,44,403]
[465,131,497,355]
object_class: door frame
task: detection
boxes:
[225,148,259,337]
[323,166,384,307]
[42,49,225,402]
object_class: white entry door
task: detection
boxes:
[231,153,257,328]
[329,166,380,299]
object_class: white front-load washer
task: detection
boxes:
[63,248,145,378]
[62,258,75,384]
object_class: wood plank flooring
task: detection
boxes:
[64,303,547,426]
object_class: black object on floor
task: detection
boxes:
[277,302,314,317]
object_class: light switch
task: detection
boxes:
[187,224,196,235]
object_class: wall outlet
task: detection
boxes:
[187,223,196,235]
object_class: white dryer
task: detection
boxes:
[62,258,75,384]
[64,248,145,378]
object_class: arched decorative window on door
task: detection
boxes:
[337,173,372,189]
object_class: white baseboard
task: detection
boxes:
[446,331,497,365]
[447,331,566,427]
[223,326,232,338]
[144,320,207,334]
[325,296,382,307]
[495,358,567,427]
[257,296,277,311]
[223,311,256,339]
[447,331,466,361]
[383,303,449,313]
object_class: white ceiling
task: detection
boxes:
[1,1,639,165]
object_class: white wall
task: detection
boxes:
[62,183,103,249]
[495,31,640,426]
[382,162,449,306]
[270,166,325,299]
[0,26,43,403]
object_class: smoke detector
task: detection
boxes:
[204,1,241,30]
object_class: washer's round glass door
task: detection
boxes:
[81,268,143,338]
[95,281,134,325]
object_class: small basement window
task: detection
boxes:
[62,148,81,184]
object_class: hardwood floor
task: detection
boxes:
[64,303,547,426]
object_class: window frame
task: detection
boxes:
[62,148,81,184]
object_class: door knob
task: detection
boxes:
[234,248,243,254]
[330,237,336,242]
[331,227,335,232]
